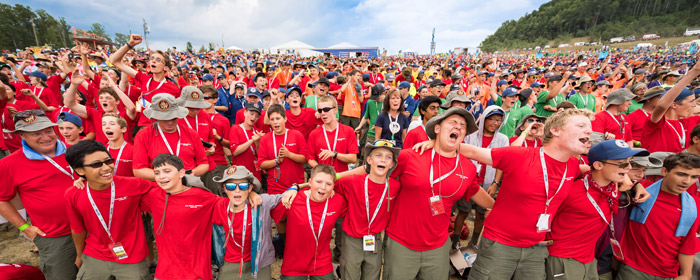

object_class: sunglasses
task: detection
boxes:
[202,96,214,100]
[601,161,631,169]
[317,107,334,113]
[373,139,396,148]
[83,158,115,169]
[224,182,250,191]
[526,119,544,124]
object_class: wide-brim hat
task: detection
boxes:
[640,86,665,102]
[630,148,663,168]
[426,107,477,140]
[143,93,189,120]
[645,152,675,176]
[514,114,547,135]
[178,86,210,109]
[362,140,401,173]
[441,91,471,109]
[3,109,61,133]
[575,76,593,88]
[604,88,636,109]
[213,165,261,191]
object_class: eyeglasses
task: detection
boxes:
[526,119,544,124]
[151,58,164,64]
[373,139,396,148]
[224,182,250,191]
[600,161,632,169]
[486,117,503,123]
[317,107,334,113]
[83,158,115,169]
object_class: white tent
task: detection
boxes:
[269,40,320,57]
[327,42,358,48]
[227,45,242,50]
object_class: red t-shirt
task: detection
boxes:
[306,123,359,172]
[46,75,65,107]
[208,112,231,165]
[403,126,428,150]
[0,150,76,237]
[257,129,307,194]
[484,147,580,247]
[547,176,614,263]
[592,111,633,142]
[108,143,134,177]
[508,136,542,148]
[235,109,270,133]
[335,174,400,238]
[619,190,699,278]
[86,107,137,145]
[330,83,343,104]
[140,186,224,280]
[285,108,320,138]
[179,111,217,171]
[271,191,347,276]
[477,136,494,184]
[642,115,700,153]
[229,124,262,181]
[385,149,480,251]
[627,108,650,141]
[64,176,153,263]
[133,72,181,127]
[28,86,60,108]
[212,201,253,264]
[132,124,208,170]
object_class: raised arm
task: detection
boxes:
[650,61,700,123]
[546,71,571,100]
[63,72,88,118]
[109,34,142,78]
[78,43,95,81]
[108,76,136,119]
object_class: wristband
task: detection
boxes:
[287,187,298,191]
[18,223,29,231]
[336,173,341,180]
[126,43,134,49]
[521,131,528,137]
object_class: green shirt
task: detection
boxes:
[493,95,521,109]
[364,100,383,139]
[511,105,535,133]
[412,98,446,117]
[569,92,596,112]
[305,95,339,118]
[535,90,564,117]
[624,99,643,115]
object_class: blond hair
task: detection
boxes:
[542,109,594,145]
[102,113,127,129]
[318,95,337,108]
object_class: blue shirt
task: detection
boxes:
[216,86,245,124]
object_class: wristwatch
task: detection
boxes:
[333,151,338,158]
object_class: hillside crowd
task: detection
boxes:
[2,33,700,280]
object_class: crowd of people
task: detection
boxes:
[1,32,700,280]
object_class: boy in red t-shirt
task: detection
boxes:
[307,95,358,172]
[592,89,636,147]
[102,113,134,177]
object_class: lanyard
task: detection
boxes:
[666,120,686,149]
[579,93,589,108]
[34,87,44,98]
[306,193,329,271]
[605,111,626,139]
[86,182,116,244]
[239,124,258,155]
[184,115,198,132]
[107,142,126,175]
[43,155,74,179]
[323,124,339,152]
[429,149,461,197]
[157,123,181,156]
[272,130,288,155]
[539,148,568,214]
[227,202,248,276]
[524,138,538,148]
[583,174,617,236]
[364,176,388,235]
[142,77,166,96]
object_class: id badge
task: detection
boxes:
[109,242,128,260]
[610,238,624,260]
[274,166,281,182]
[253,159,261,172]
[536,213,551,233]
[363,235,376,252]
[429,195,445,216]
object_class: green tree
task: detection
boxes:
[114,33,129,46]
[186,41,193,52]
[208,42,215,51]
[88,23,111,42]
[199,45,207,53]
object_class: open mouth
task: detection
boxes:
[377,164,386,172]
[159,180,171,186]
[102,103,109,108]
[449,132,459,141]
[578,137,589,144]
[233,194,243,200]
[100,172,112,178]
[317,191,326,197]
[105,131,114,136]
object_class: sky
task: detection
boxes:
[9,0,549,54]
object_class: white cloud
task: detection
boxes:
[21,0,548,54]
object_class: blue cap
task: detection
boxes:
[502,87,520,97]
[362,73,371,82]
[246,87,261,97]
[496,80,511,87]
[530,82,544,88]
[484,108,504,119]
[58,112,82,128]
[29,71,47,82]
[201,73,215,81]
[555,62,563,66]
[398,81,411,89]
[660,88,694,103]
[286,85,303,98]
[588,140,650,166]
[326,71,339,79]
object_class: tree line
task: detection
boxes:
[479,0,700,52]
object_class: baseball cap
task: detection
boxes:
[326,71,339,79]
[244,102,262,114]
[58,112,82,128]
[530,82,544,88]
[659,88,694,103]
[286,85,303,98]
[501,87,520,97]
[398,81,410,90]
[385,73,395,82]
[484,108,505,119]
[28,71,47,82]
[430,79,446,87]
[315,77,330,86]
[246,87,261,97]
[234,83,245,89]
[451,73,463,79]
[362,73,371,82]
[216,73,226,80]
[496,80,511,87]
[201,73,215,82]
[588,140,649,166]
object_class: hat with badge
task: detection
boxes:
[178,86,210,109]
[246,87,261,97]
[425,107,478,140]
[587,140,650,166]
[213,165,261,191]
[245,102,262,114]
[143,93,189,120]
[4,109,60,133]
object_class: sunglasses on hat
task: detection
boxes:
[225,182,250,191]
[373,139,396,148]
[83,158,115,169]
[317,107,334,113]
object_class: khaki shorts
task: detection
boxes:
[340,232,383,280]
[33,234,78,280]
[616,262,673,280]
[382,235,451,280]
[545,255,598,280]
[280,272,334,280]
[76,254,148,279]
[468,237,548,280]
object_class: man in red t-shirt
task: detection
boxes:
[0,110,78,279]
[230,103,265,182]
[642,63,700,153]
[546,140,649,279]
[269,85,320,139]
[64,140,153,278]
[272,165,347,279]
[307,95,358,172]
[454,109,593,280]
[617,153,700,279]
[592,89,635,146]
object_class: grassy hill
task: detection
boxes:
[479,0,700,52]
